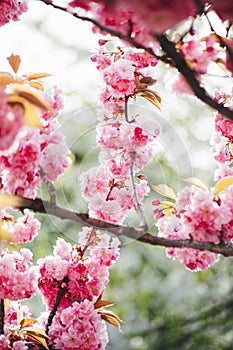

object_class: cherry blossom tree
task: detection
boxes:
[0,0,233,348]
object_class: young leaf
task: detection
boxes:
[213,177,233,195]
[7,54,21,74]
[0,221,10,242]
[0,193,27,208]
[99,310,123,331]
[152,184,177,201]
[139,76,157,86]
[95,298,115,309]
[24,327,49,338]
[24,330,49,350]
[136,89,162,110]
[28,81,45,91]
[94,293,116,310]
[181,177,209,191]
[23,72,51,80]
[0,72,14,86]
[8,95,41,128]
[11,84,54,113]
[20,318,37,328]
[157,201,175,217]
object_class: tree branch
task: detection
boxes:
[0,299,4,335]
[6,194,233,257]
[154,34,233,121]
[38,0,233,121]
[45,277,68,335]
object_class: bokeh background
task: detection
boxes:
[1,1,233,349]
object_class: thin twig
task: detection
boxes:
[130,152,148,230]
[45,278,68,334]
[124,95,134,123]
[46,180,57,205]
[0,299,4,335]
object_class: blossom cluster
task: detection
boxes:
[0,302,31,350]
[80,42,160,223]
[210,91,233,180]
[38,228,120,309]
[0,86,71,199]
[48,300,108,350]
[0,0,28,27]
[37,227,120,349]
[0,248,37,300]
[0,208,40,243]
[154,184,233,271]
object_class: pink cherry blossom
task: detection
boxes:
[0,335,9,350]
[38,230,120,309]
[0,209,40,244]
[0,88,71,199]
[0,0,28,27]
[0,89,24,151]
[48,300,108,350]
[155,185,233,271]
[0,248,38,300]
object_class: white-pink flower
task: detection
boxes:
[48,300,108,350]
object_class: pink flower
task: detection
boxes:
[0,248,38,300]
[38,232,120,309]
[48,300,108,350]
[0,89,24,150]
[156,186,233,271]
[0,335,9,350]
[0,87,71,199]
[0,0,28,27]
[3,209,41,244]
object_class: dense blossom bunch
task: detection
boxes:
[38,228,120,309]
[0,302,31,349]
[0,0,28,27]
[48,300,108,350]
[210,91,233,180]
[0,208,40,243]
[0,248,37,300]
[154,184,233,271]
[0,86,71,199]
[80,42,160,223]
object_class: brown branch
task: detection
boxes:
[45,277,68,335]
[154,34,233,121]
[8,195,233,257]
[0,299,4,335]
